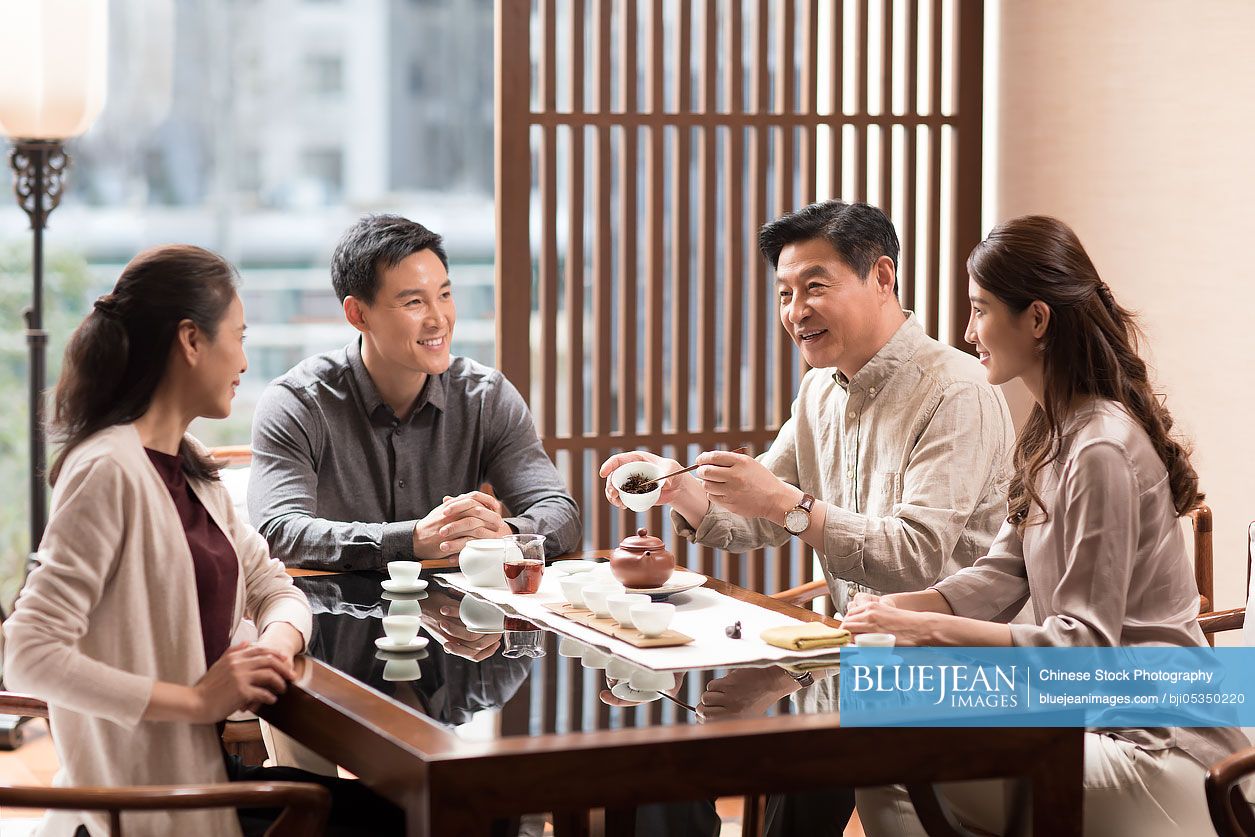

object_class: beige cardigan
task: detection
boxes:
[3,424,313,837]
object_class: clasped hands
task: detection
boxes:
[841,592,933,645]
[413,490,512,559]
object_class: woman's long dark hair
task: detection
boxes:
[968,216,1199,529]
[49,245,238,485]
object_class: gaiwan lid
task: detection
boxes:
[617,527,667,553]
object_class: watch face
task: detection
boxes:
[785,508,808,534]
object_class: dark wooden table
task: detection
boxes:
[269,562,1083,836]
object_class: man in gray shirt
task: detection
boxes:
[249,214,581,571]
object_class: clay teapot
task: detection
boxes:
[610,528,676,588]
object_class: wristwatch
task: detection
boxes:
[784,493,816,535]
[787,670,815,688]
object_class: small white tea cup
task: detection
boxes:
[559,573,598,607]
[382,657,423,682]
[853,632,896,662]
[630,668,675,693]
[629,602,675,638]
[606,657,637,681]
[582,583,624,618]
[606,593,650,627]
[387,598,422,618]
[581,647,611,669]
[382,614,421,645]
[386,560,423,586]
[610,462,667,513]
[558,636,587,657]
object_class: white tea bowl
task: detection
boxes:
[606,593,651,627]
[629,602,676,638]
[581,583,624,618]
[381,614,421,645]
[610,462,667,513]
[386,560,423,586]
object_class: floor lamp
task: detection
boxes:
[0,0,108,748]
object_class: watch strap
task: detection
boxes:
[787,670,815,688]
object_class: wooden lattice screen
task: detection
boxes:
[495,0,983,730]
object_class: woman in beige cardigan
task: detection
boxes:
[3,245,400,836]
[843,217,1249,836]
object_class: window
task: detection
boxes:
[306,54,344,96]
[299,147,344,204]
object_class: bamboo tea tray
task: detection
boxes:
[544,602,694,648]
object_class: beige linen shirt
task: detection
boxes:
[4,424,313,837]
[674,314,1014,609]
[933,399,1249,767]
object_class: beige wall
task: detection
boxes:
[995,1,1255,618]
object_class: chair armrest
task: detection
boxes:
[0,781,330,837]
[0,691,49,718]
[1207,745,1255,837]
[770,579,828,607]
[1199,608,1246,637]
[209,445,253,467]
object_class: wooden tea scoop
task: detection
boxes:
[653,446,749,483]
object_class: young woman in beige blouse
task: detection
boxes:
[843,216,1248,836]
[3,246,400,836]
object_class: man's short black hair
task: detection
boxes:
[758,200,900,293]
[331,214,450,303]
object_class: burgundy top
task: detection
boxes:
[145,448,239,668]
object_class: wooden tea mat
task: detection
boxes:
[544,602,693,648]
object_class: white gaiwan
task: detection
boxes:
[611,461,667,513]
[459,538,523,588]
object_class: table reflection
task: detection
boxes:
[294,570,838,738]
[293,572,531,727]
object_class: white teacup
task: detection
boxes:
[382,657,423,682]
[559,573,598,607]
[853,632,896,662]
[606,657,637,681]
[382,614,421,645]
[387,560,423,586]
[558,636,587,658]
[610,462,667,513]
[630,668,675,693]
[581,647,611,669]
[629,602,675,637]
[606,593,650,627]
[582,583,624,618]
[459,596,505,632]
[387,598,422,618]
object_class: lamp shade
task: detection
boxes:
[0,0,108,140]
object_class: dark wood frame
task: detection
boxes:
[0,691,330,837]
[494,0,988,604]
[260,574,1083,836]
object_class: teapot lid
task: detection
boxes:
[618,527,666,551]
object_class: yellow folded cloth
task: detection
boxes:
[760,624,851,651]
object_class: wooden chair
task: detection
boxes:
[210,444,254,467]
[0,692,330,837]
[1204,519,1255,837]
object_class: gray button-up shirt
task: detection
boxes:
[248,340,581,571]
[674,314,1014,609]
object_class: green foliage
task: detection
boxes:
[0,242,93,611]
